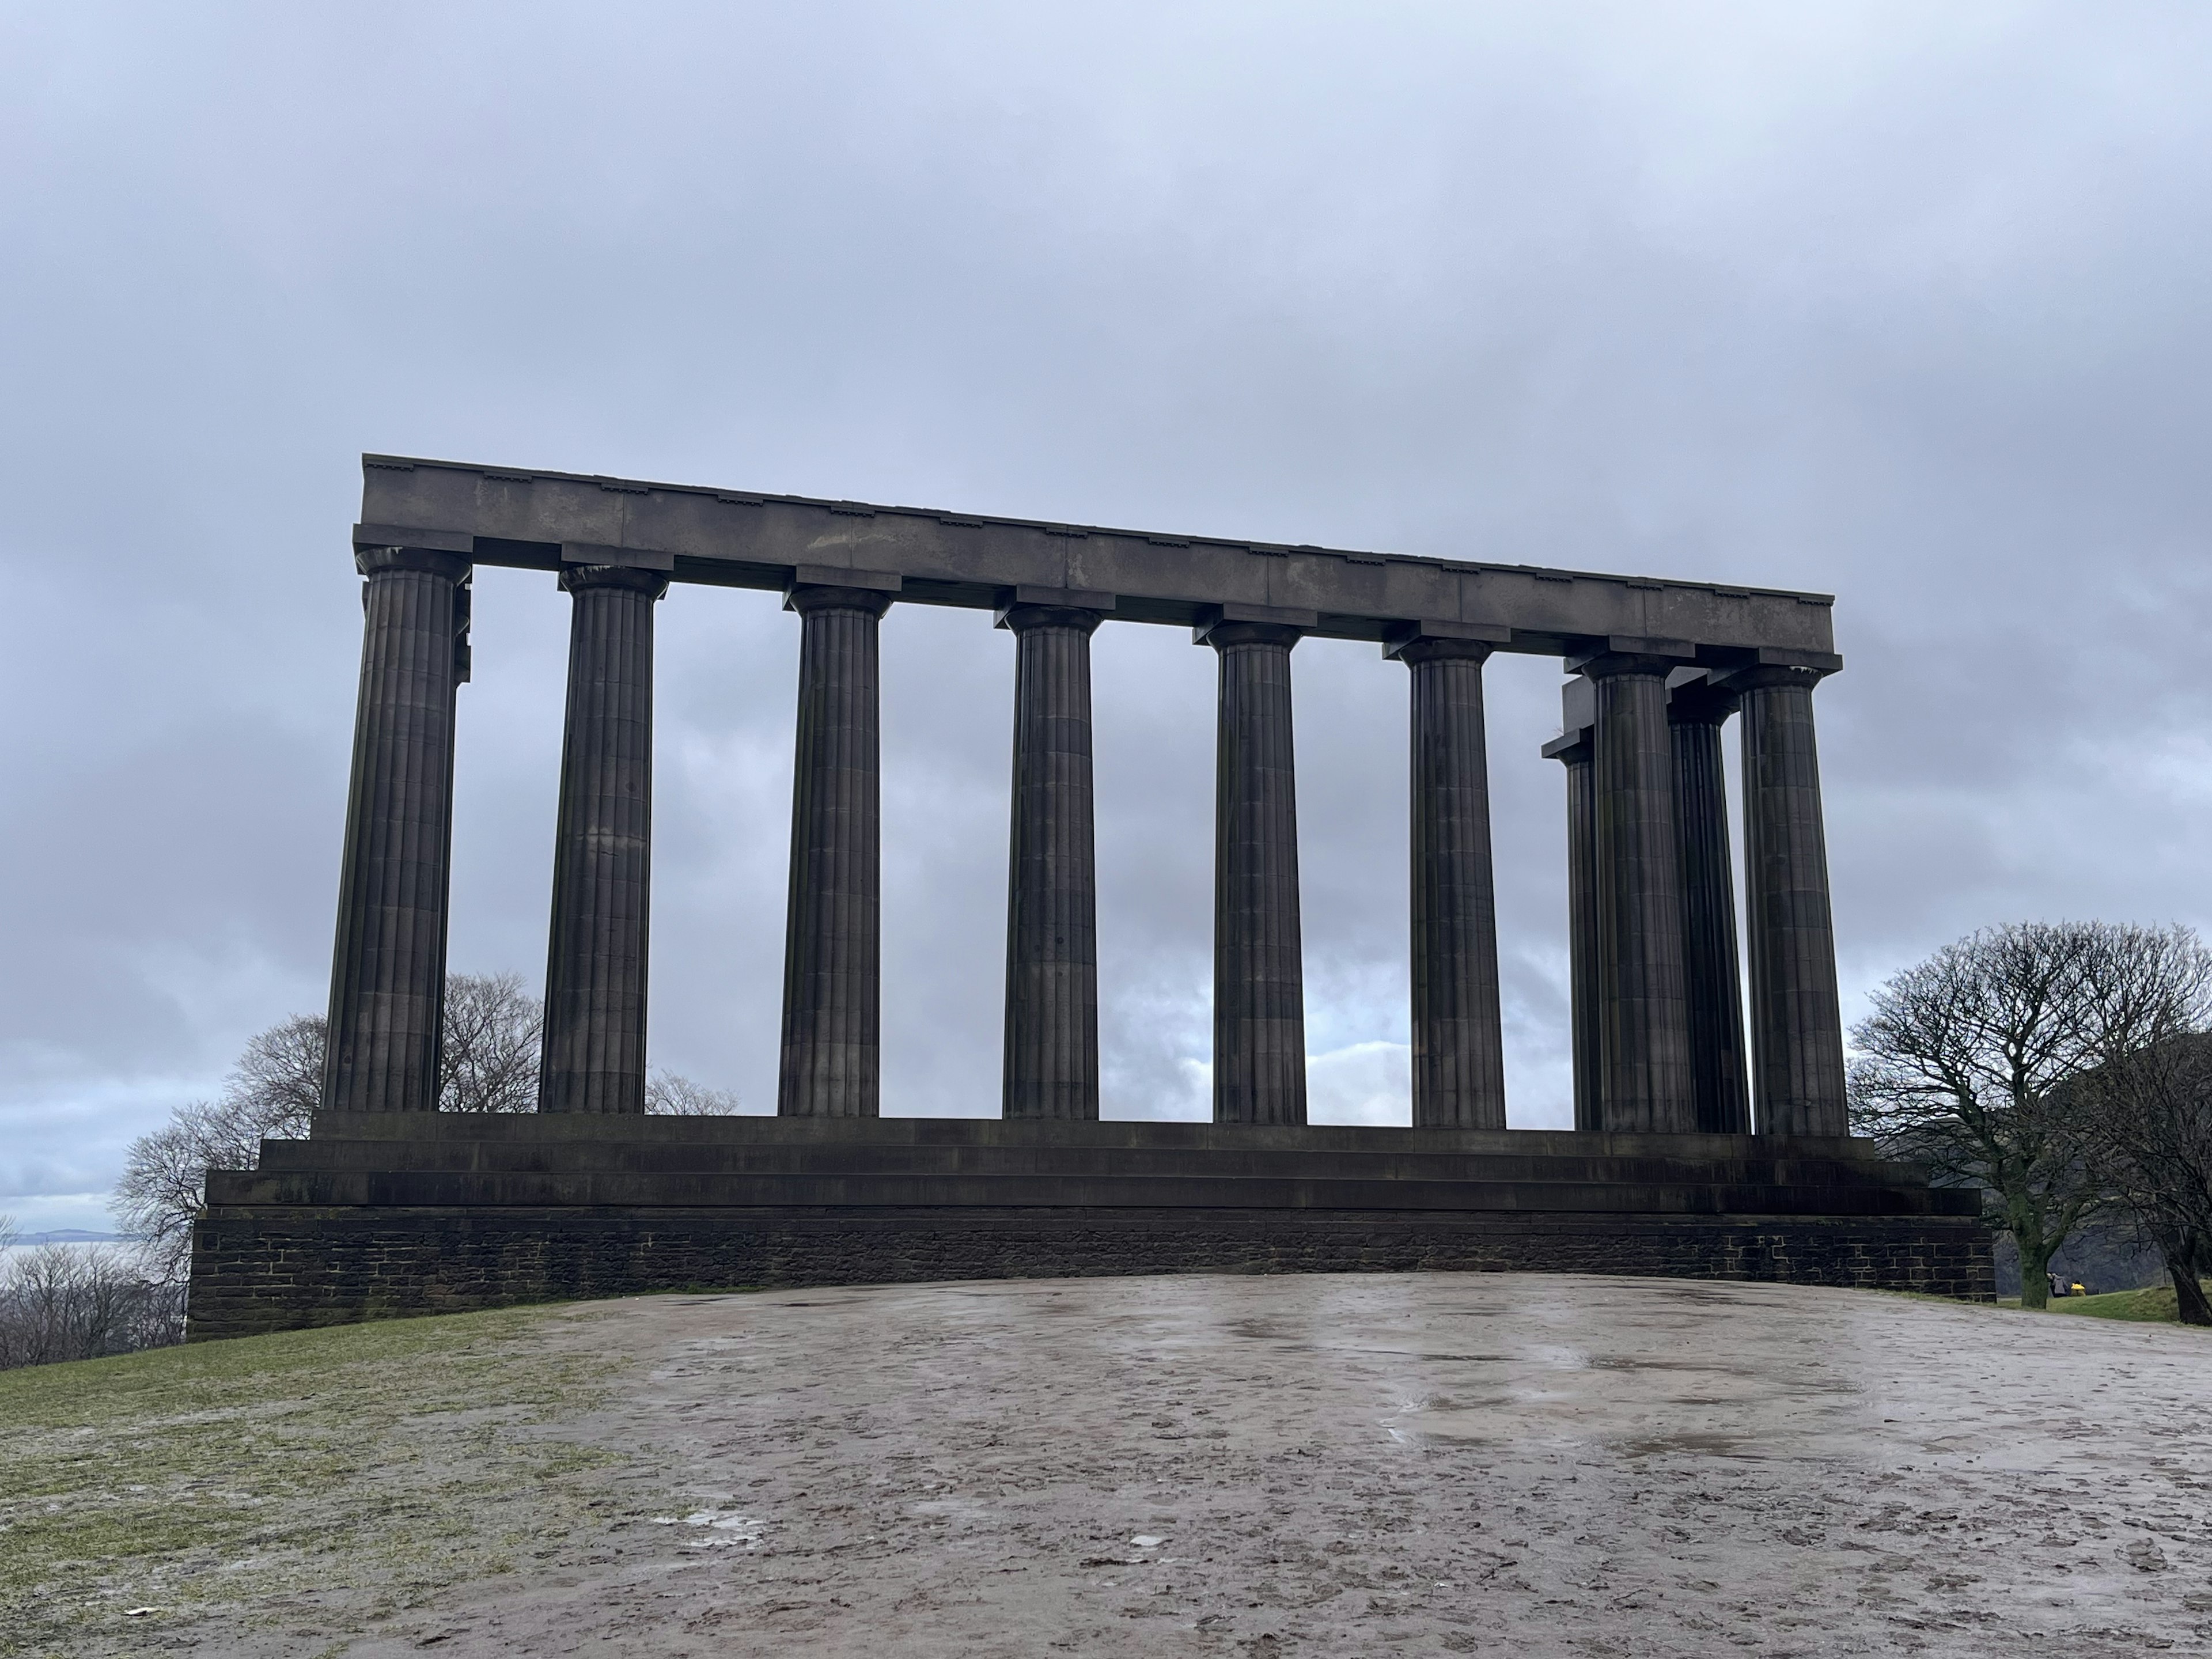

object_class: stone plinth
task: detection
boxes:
[187,1114,1993,1338]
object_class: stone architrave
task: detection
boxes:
[538,559,669,1115]
[1717,660,1848,1137]
[1541,677,1603,1133]
[999,592,1112,1120]
[1200,611,1312,1126]
[1572,643,1696,1133]
[778,575,898,1118]
[1666,672,1751,1135]
[1389,626,1509,1130]
[322,540,472,1113]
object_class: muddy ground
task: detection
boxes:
[46,1273,2212,1654]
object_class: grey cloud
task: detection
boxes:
[5,2,2211,1222]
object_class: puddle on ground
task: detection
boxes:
[649,1509,764,1548]
[1620,1431,1764,1459]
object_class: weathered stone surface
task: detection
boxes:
[1668,673,1751,1135]
[1203,620,1308,1126]
[190,1115,1987,1336]
[1542,688,1601,1133]
[539,563,666,1115]
[1001,603,1105,1120]
[1722,664,1847,1136]
[186,1206,1990,1339]
[358,457,1842,659]
[1578,651,1695,1132]
[1395,637,1506,1130]
[778,584,893,1118]
[321,544,470,1114]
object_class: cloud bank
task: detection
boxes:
[3,2,2209,1226]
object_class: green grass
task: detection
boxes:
[0,1304,641,1658]
[2046,1282,2211,1324]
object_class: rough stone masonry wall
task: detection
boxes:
[187,1208,1995,1339]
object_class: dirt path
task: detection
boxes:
[110,1274,2212,1654]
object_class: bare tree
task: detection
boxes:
[114,974,541,1278]
[112,1099,265,1281]
[440,972,543,1114]
[230,1012,327,1136]
[0,1241,185,1369]
[646,1070,743,1115]
[115,976,741,1278]
[2067,925,2212,1324]
[2081,1043,2212,1324]
[108,1009,342,1278]
[1849,923,2112,1309]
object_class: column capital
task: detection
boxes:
[994,585,1115,632]
[1541,673,1596,762]
[559,563,670,599]
[355,544,469,583]
[1665,671,1739,726]
[1202,621,1305,651]
[785,582,895,619]
[996,587,1112,635]
[1712,662,1831,696]
[1540,726,1593,764]
[1383,619,1510,665]
[1565,635,1696,680]
[1194,602,1316,650]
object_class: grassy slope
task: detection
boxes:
[0,1305,641,1659]
[2046,1282,2212,1324]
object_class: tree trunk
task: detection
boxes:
[2017,1238,2054,1309]
[2165,1229,2212,1327]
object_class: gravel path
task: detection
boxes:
[244,1274,2212,1654]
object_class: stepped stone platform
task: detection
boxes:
[185,1115,1992,1338]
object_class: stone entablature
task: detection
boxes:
[355,454,1839,660]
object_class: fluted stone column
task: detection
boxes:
[1203,618,1309,1126]
[538,563,668,1114]
[1391,632,1506,1129]
[1575,647,1696,1133]
[321,543,472,1113]
[1541,684,1602,1133]
[1718,662,1847,1137]
[1667,675,1752,1135]
[1001,598,1109,1119]
[778,581,895,1117]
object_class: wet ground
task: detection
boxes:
[199,1274,2212,1654]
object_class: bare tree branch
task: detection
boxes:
[645,1070,743,1115]
[1848,922,2114,1308]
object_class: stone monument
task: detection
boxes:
[185,456,1989,1336]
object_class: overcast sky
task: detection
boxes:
[4,3,2209,1232]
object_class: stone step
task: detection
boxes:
[300,1112,1883,1160]
[206,1165,1974,1217]
[257,1134,1933,1193]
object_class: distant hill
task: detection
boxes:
[3,1229,124,1246]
